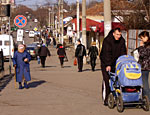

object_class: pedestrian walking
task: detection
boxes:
[100,28,127,105]
[53,37,57,48]
[13,44,31,89]
[138,31,150,100]
[38,44,51,68]
[46,37,51,47]
[75,39,86,72]
[57,44,67,68]
[88,42,98,71]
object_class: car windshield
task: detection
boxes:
[4,41,10,46]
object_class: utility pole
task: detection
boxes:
[104,0,112,37]
[77,0,80,40]
[58,0,61,42]
[48,7,51,32]
[60,0,64,44]
[52,6,55,36]
[82,0,87,48]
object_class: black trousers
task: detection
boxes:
[40,56,46,67]
[59,57,64,65]
[90,57,97,70]
[77,57,83,71]
[101,64,110,104]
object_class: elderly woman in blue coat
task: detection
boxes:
[13,44,31,89]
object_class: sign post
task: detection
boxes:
[14,15,27,43]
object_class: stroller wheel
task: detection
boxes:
[108,93,115,109]
[116,96,124,113]
[142,95,149,111]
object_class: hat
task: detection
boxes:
[77,39,81,42]
[18,44,24,49]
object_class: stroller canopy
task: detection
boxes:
[115,55,142,86]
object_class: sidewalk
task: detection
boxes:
[0,47,150,115]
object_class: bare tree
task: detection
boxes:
[111,0,150,29]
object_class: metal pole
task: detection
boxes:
[55,16,58,39]
[77,0,80,40]
[58,0,61,42]
[58,0,61,34]
[9,16,11,74]
[104,0,112,37]
[61,0,64,44]
[49,7,51,32]
[82,0,87,48]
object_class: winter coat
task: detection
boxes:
[13,51,31,82]
[57,46,66,57]
[138,42,150,71]
[38,46,51,57]
[75,44,86,57]
[100,32,127,71]
[88,46,98,58]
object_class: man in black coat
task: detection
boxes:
[38,44,51,68]
[75,39,86,72]
[100,28,127,105]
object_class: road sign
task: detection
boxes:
[14,15,27,28]
[34,27,38,31]
[17,29,24,41]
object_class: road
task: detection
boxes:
[0,47,150,115]
[12,19,39,45]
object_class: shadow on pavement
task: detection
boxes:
[82,69,91,72]
[63,66,72,68]
[37,66,57,68]
[28,80,46,88]
[95,69,102,71]
[0,74,14,92]
[45,66,57,68]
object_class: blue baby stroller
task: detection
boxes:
[108,55,149,112]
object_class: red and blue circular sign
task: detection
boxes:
[14,15,27,28]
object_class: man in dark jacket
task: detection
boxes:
[75,39,86,72]
[100,28,127,105]
[38,44,51,68]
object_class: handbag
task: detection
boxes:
[74,58,77,66]
[64,56,68,62]
[131,48,139,62]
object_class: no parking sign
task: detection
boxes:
[14,15,27,28]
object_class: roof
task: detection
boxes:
[71,18,125,33]
[71,18,101,31]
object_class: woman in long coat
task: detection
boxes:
[88,42,98,71]
[13,44,31,89]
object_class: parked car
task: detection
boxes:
[26,43,38,59]
[34,19,38,23]
[25,29,29,33]
[0,34,14,59]
[29,31,35,38]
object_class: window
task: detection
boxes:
[4,41,10,46]
[0,41,2,45]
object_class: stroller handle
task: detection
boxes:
[108,71,116,77]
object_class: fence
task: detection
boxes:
[122,30,150,55]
